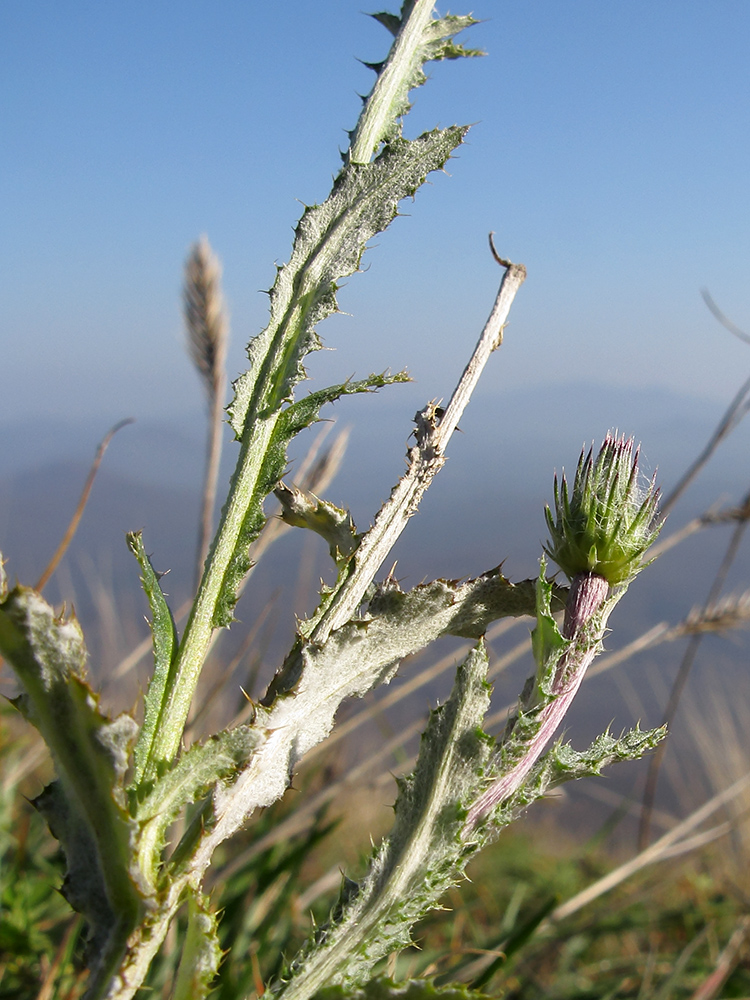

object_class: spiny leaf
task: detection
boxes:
[126,530,178,785]
[311,977,491,1000]
[275,482,359,564]
[228,129,465,439]
[214,371,408,628]
[136,727,260,826]
[369,13,401,38]
[0,587,147,991]
[135,726,260,884]
[268,644,493,996]
[263,567,562,706]
[545,724,668,782]
[480,724,667,835]
[349,6,482,161]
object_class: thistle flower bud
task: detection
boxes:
[544,432,661,587]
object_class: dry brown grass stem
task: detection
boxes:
[662,376,750,515]
[701,289,750,347]
[660,293,750,514]
[649,495,750,561]
[1,736,48,792]
[686,684,750,896]
[183,236,229,591]
[548,769,750,925]
[36,919,84,1000]
[688,914,750,1000]
[639,498,750,849]
[34,419,133,592]
[578,781,678,835]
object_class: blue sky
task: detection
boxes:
[3,2,750,427]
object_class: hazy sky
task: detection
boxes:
[3,2,750,427]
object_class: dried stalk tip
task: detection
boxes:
[544,432,661,586]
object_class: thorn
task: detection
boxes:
[360,60,385,74]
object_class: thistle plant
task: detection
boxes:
[465,434,662,832]
[0,5,667,999]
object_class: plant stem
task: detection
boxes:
[197,375,226,589]
[311,258,527,644]
[140,413,279,779]
[349,0,437,164]
[464,572,610,831]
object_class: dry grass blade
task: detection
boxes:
[649,494,750,560]
[35,919,83,1000]
[663,294,750,515]
[701,289,750,347]
[662,374,750,514]
[34,418,134,592]
[639,497,750,848]
[183,235,229,589]
[548,770,750,925]
[689,914,750,1000]
[686,682,750,898]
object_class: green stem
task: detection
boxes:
[141,414,278,779]
[349,0,437,164]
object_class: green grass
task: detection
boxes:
[0,713,85,1000]
[2,689,750,999]
[410,827,750,998]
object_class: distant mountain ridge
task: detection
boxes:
[3,378,748,625]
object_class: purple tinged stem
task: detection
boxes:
[561,571,609,641]
[464,571,609,833]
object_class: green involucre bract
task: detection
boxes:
[544,432,661,585]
